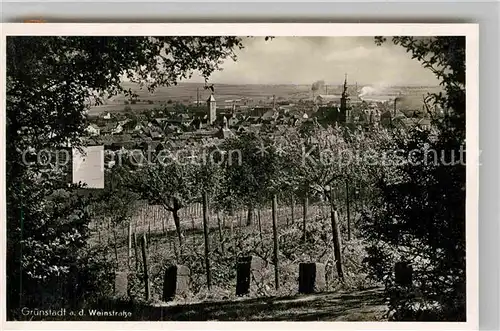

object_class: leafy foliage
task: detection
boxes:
[6,36,244,316]
[365,36,466,321]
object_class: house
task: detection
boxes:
[148,125,164,139]
[111,123,123,135]
[118,119,131,126]
[416,118,432,130]
[85,124,100,137]
[190,118,203,130]
[215,127,235,139]
[316,106,341,123]
[182,119,194,130]
[227,115,239,127]
[150,131,162,140]
[154,117,170,126]
[133,123,144,132]
[114,139,137,150]
[121,119,137,132]
[290,118,301,127]
[245,116,261,124]
[213,113,238,128]
[261,109,278,121]
[399,117,432,130]
[164,123,182,135]
[142,125,151,137]
[236,125,249,133]
[251,106,273,117]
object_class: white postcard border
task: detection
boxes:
[0,23,479,331]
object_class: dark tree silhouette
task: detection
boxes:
[364,37,466,321]
[6,36,244,318]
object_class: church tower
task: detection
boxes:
[339,74,351,123]
[207,94,216,124]
[340,73,350,123]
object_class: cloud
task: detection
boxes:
[187,37,439,86]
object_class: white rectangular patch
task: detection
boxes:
[72,145,104,189]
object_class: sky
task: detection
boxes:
[186,37,439,87]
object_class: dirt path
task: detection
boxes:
[138,287,388,321]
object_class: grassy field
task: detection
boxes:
[88,82,442,116]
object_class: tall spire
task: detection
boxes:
[340,73,349,123]
[342,73,348,98]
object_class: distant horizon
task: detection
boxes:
[122,81,440,89]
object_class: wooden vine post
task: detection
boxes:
[202,191,212,290]
[330,189,344,281]
[346,178,351,241]
[141,233,151,301]
[272,194,280,290]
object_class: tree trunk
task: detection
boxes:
[246,203,254,226]
[257,209,263,243]
[202,191,212,290]
[191,214,196,248]
[134,211,138,234]
[330,190,344,281]
[345,178,351,241]
[107,218,111,248]
[171,199,184,255]
[153,207,157,232]
[217,212,225,254]
[97,222,101,245]
[128,221,132,269]
[272,195,280,290]
[133,232,140,272]
[141,234,151,301]
[162,213,166,235]
[302,189,309,243]
[148,207,151,239]
[112,226,119,269]
[230,217,234,243]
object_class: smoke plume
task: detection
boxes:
[311,80,325,92]
[358,86,380,98]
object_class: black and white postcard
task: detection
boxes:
[1,23,479,330]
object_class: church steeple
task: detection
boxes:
[342,73,348,98]
[207,94,216,125]
[340,73,350,123]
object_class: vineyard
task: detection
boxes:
[88,190,377,304]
